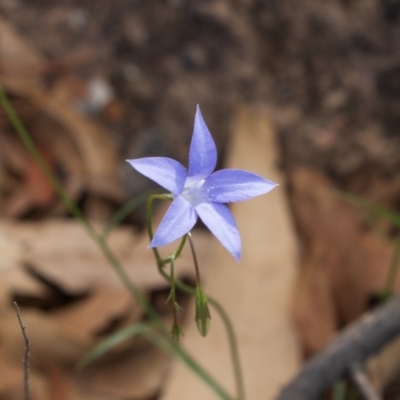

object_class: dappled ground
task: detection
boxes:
[0,1,400,399]
[1,0,400,188]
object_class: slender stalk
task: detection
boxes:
[146,194,172,266]
[145,199,244,400]
[171,234,187,261]
[0,86,96,241]
[168,257,183,340]
[146,331,233,400]
[187,232,202,284]
[102,189,157,239]
[187,233,245,400]
[14,302,30,400]
[166,269,245,400]
[0,85,234,400]
[383,235,400,297]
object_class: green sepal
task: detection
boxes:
[195,286,211,337]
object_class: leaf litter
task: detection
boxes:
[0,7,400,400]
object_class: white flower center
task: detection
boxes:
[182,177,207,206]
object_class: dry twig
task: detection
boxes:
[350,363,382,400]
[275,295,400,400]
[14,301,30,400]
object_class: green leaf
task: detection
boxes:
[337,191,400,228]
[77,322,152,370]
[102,189,159,239]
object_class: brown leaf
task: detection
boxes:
[290,167,394,355]
[0,217,213,399]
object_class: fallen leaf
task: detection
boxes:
[0,216,213,399]
[290,167,394,354]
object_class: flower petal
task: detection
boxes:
[204,169,278,203]
[195,202,241,261]
[126,157,187,194]
[150,195,198,247]
[188,105,217,178]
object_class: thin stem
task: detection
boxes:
[171,235,188,261]
[207,297,245,400]
[146,194,172,266]
[153,230,245,400]
[146,331,233,400]
[14,302,30,400]
[0,85,233,400]
[169,258,180,334]
[0,87,97,242]
[383,235,400,296]
[97,236,164,325]
[0,84,157,322]
[102,189,157,239]
[187,232,202,284]
[186,233,245,400]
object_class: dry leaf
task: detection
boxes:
[0,217,212,399]
[0,16,44,81]
[291,167,394,354]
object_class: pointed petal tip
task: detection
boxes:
[125,157,187,194]
[195,105,205,121]
[148,237,162,248]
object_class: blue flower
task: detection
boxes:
[127,105,277,261]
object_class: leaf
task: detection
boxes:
[337,191,400,229]
[290,167,394,355]
[78,322,152,369]
[102,189,158,239]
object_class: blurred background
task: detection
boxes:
[0,1,400,399]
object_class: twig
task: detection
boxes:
[13,301,30,400]
[275,295,400,400]
[350,363,382,400]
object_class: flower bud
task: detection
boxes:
[195,288,211,337]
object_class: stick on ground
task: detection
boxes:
[14,301,30,400]
[275,295,400,400]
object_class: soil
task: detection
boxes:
[1,0,400,203]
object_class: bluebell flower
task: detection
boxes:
[127,105,277,261]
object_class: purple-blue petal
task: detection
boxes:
[188,105,217,178]
[195,202,241,261]
[204,169,278,203]
[126,157,187,195]
[150,195,198,247]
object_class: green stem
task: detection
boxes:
[208,296,245,400]
[102,189,157,239]
[0,84,155,322]
[146,194,172,266]
[166,272,245,400]
[0,84,233,400]
[187,233,245,400]
[169,258,180,334]
[171,234,187,261]
[187,232,202,284]
[383,235,400,297]
[146,331,233,400]
[146,198,245,400]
